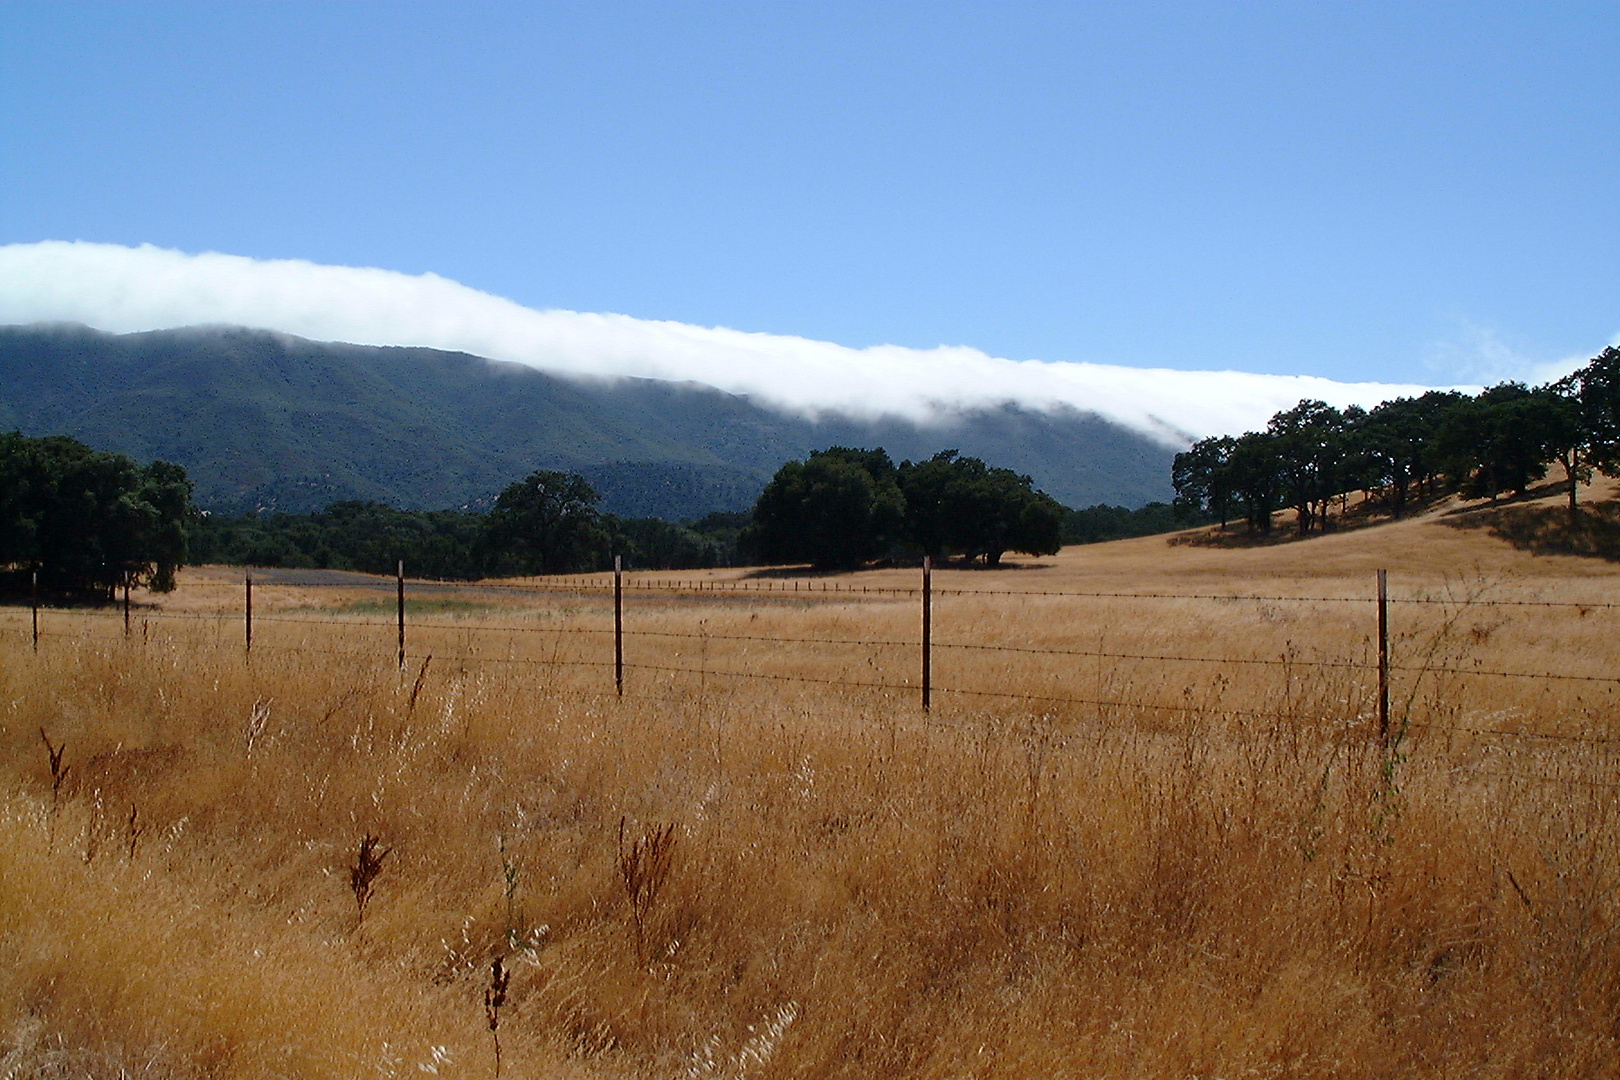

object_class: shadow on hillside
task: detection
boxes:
[1440,498,1620,561]
[1170,489,1457,549]
[1434,477,1575,518]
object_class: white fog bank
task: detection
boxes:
[0,241,1450,445]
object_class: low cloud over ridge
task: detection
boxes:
[0,241,1444,445]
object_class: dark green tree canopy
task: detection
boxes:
[1563,346,1620,477]
[1436,383,1557,501]
[743,446,1063,570]
[193,501,490,579]
[482,469,609,575]
[1267,400,1350,536]
[743,447,906,570]
[1227,431,1283,534]
[0,432,195,596]
[1172,435,1236,526]
[897,450,1063,565]
[1171,346,1620,540]
[1359,392,1467,515]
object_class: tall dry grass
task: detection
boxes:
[3,501,1620,1078]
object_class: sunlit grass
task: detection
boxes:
[3,485,1619,1078]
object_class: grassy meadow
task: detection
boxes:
[3,485,1620,1078]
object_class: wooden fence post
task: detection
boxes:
[123,579,131,636]
[31,569,39,650]
[614,555,624,696]
[397,560,406,670]
[922,556,932,711]
[244,574,253,653]
[1377,568,1389,746]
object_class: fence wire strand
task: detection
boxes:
[9,568,1617,774]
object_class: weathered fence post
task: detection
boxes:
[244,574,253,653]
[922,556,932,711]
[397,560,406,670]
[31,569,39,650]
[1377,568,1390,746]
[123,579,131,636]
[614,555,624,696]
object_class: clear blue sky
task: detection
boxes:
[3,1,1616,385]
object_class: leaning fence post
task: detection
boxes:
[614,555,624,696]
[397,560,406,669]
[921,556,932,711]
[244,574,253,653]
[31,569,39,650]
[1377,568,1390,746]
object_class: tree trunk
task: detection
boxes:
[1564,452,1580,525]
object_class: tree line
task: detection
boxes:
[194,448,1075,577]
[0,432,1204,595]
[192,490,746,581]
[1172,347,1620,536]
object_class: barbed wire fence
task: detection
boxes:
[6,561,1617,786]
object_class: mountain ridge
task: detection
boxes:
[1,323,1178,518]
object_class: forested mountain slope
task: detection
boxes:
[1,323,1178,517]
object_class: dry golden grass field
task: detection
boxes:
[4,484,1620,1079]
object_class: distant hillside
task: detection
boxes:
[0,323,1178,517]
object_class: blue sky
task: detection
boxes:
[2,1,1617,389]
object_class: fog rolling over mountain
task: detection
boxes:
[2,324,1177,518]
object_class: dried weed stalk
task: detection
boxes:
[39,728,69,846]
[484,955,511,1078]
[406,656,432,716]
[39,727,69,801]
[618,817,678,965]
[349,833,391,925]
[126,803,143,861]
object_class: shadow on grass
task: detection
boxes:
[1440,498,1620,561]
[1168,484,1590,551]
[0,571,122,608]
[1170,490,1452,549]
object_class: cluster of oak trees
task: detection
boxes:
[742,447,1065,569]
[1173,347,1620,536]
[0,433,193,598]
